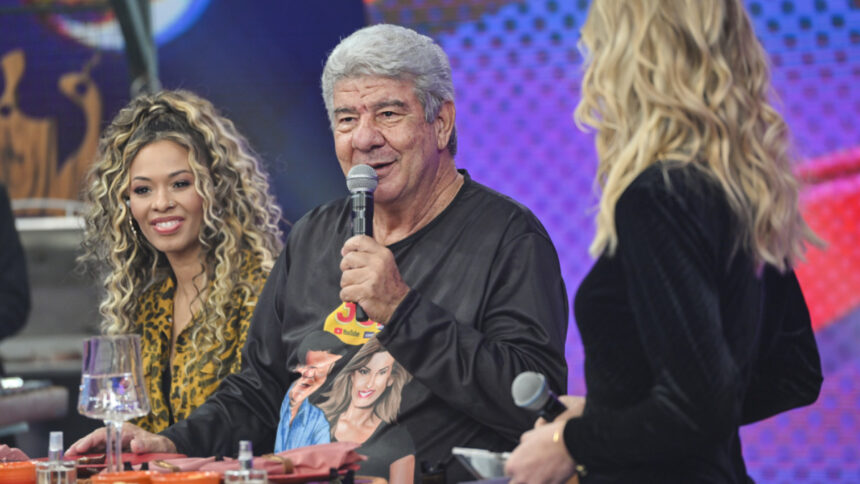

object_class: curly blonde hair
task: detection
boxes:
[575,0,819,270]
[79,89,283,376]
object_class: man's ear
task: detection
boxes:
[434,101,456,151]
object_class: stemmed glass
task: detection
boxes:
[77,335,150,474]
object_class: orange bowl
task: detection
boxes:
[150,471,221,484]
[91,470,158,483]
[0,461,36,484]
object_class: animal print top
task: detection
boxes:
[132,252,268,433]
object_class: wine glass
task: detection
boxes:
[78,335,150,474]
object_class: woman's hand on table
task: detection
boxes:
[65,422,177,456]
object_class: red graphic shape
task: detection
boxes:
[336,303,356,323]
[795,147,860,330]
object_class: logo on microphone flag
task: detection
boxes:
[324,302,384,345]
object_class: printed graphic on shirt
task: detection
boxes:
[276,306,416,482]
[317,337,416,481]
[324,302,385,345]
[274,330,349,452]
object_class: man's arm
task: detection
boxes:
[372,229,569,441]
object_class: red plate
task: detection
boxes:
[51,453,187,473]
[267,471,337,484]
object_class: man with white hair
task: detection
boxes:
[70,24,568,483]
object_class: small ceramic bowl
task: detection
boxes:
[0,461,37,484]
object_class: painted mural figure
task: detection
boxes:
[0,49,102,207]
[0,50,55,203]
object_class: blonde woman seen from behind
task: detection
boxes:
[506,1,822,483]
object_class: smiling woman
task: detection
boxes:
[78,89,284,433]
[128,140,205,261]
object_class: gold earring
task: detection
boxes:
[125,199,139,239]
[128,216,139,238]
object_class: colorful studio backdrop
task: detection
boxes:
[1,0,858,482]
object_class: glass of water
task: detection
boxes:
[77,335,150,474]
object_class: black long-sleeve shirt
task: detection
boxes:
[0,184,30,345]
[567,163,822,483]
[163,170,569,483]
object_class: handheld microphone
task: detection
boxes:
[346,164,378,322]
[511,371,567,421]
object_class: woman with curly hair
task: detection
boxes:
[506,1,822,483]
[79,89,283,433]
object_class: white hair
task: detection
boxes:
[321,24,457,155]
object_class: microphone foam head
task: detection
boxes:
[346,164,378,193]
[511,371,550,411]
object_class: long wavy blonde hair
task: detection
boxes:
[80,89,283,375]
[575,0,819,270]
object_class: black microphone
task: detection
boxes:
[346,164,378,322]
[511,371,567,421]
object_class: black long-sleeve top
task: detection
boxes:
[0,184,30,344]
[567,163,822,483]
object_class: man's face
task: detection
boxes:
[332,76,444,208]
[290,350,341,405]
